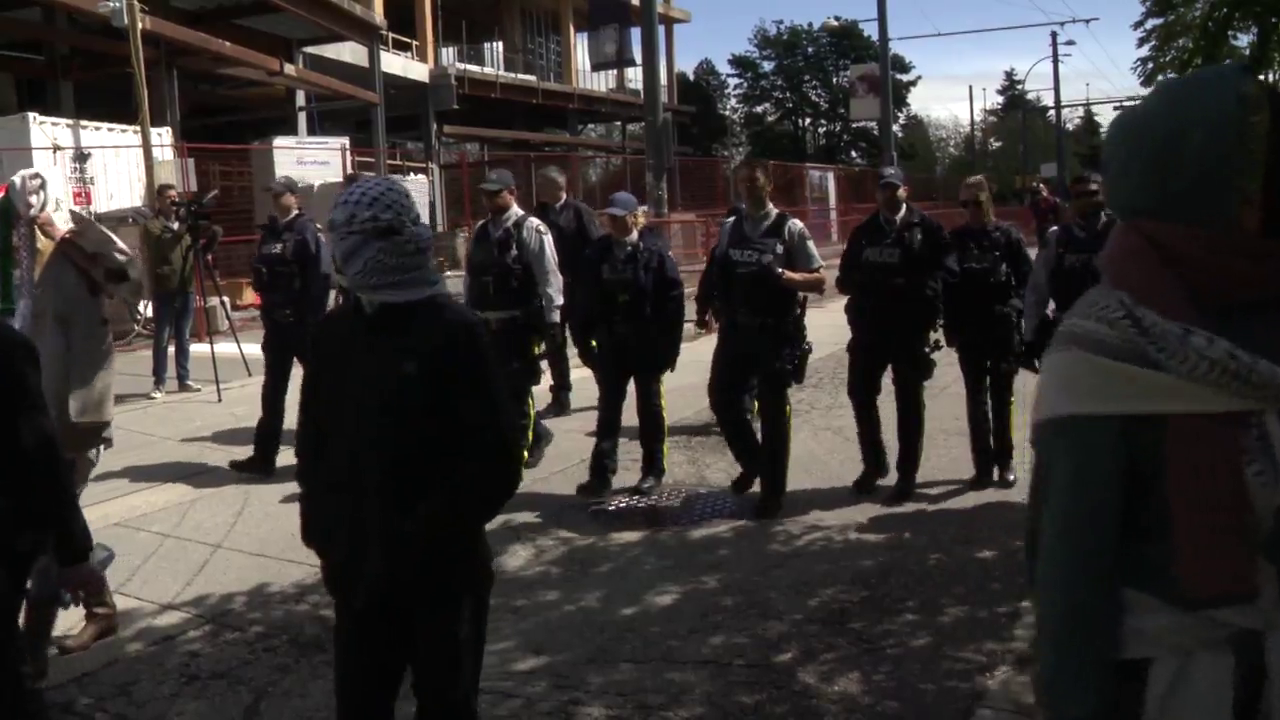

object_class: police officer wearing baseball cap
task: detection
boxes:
[571,192,684,499]
[837,166,956,503]
[464,168,565,471]
[231,175,330,478]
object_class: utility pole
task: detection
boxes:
[875,0,894,167]
[126,0,156,201]
[1050,29,1066,196]
[968,85,976,167]
[640,0,668,217]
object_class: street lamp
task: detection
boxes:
[1020,53,1070,187]
[821,6,896,167]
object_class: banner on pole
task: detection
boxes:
[586,0,638,72]
[846,63,882,121]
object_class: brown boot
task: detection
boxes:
[54,586,118,655]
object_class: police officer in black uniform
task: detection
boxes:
[708,159,827,520]
[572,192,684,499]
[838,167,956,503]
[1022,172,1116,367]
[231,176,330,478]
[466,169,563,470]
[533,165,601,417]
[942,176,1033,490]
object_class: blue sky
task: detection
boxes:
[666,0,1147,123]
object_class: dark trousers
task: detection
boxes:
[253,318,310,461]
[328,561,494,719]
[2,554,44,720]
[508,379,552,466]
[957,348,1016,474]
[546,315,573,398]
[150,290,196,386]
[590,358,667,482]
[708,331,792,499]
[846,333,932,478]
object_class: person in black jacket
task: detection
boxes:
[299,177,524,719]
[0,322,107,718]
[837,166,957,504]
[572,192,685,498]
[942,176,1033,490]
[533,166,601,417]
[694,205,756,417]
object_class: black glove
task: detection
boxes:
[694,312,710,331]
[543,321,565,348]
[578,341,597,370]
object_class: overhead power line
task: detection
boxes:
[890,17,1099,42]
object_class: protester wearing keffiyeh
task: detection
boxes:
[326,175,445,306]
[1031,63,1280,719]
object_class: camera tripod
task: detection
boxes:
[192,240,252,402]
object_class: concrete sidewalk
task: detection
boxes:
[45,292,1036,718]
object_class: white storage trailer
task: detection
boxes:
[0,113,185,213]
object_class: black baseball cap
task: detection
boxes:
[878,166,905,187]
[602,191,641,216]
[478,169,517,192]
[267,176,300,195]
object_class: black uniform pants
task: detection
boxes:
[253,317,310,461]
[2,554,44,720]
[708,329,792,499]
[846,332,932,478]
[546,291,573,397]
[327,560,494,719]
[590,357,667,482]
[488,322,552,464]
[957,348,1016,474]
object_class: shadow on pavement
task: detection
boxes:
[92,460,297,488]
[586,420,722,441]
[183,426,296,449]
[44,500,1027,718]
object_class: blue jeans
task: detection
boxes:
[151,290,195,386]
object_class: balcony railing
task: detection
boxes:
[436,42,667,99]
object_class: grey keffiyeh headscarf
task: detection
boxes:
[326,176,444,304]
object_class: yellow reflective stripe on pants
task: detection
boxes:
[658,377,668,475]
[523,391,535,464]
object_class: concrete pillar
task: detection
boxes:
[414,0,434,65]
[558,0,575,86]
[294,44,308,136]
[369,40,388,174]
[662,4,676,104]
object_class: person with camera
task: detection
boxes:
[942,176,1032,491]
[465,169,563,472]
[837,167,955,504]
[143,184,204,400]
[707,159,826,521]
[230,176,330,478]
[571,192,684,500]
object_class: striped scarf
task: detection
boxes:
[0,170,48,329]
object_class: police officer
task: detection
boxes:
[942,176,1033,490]
[533,165,601,417]
[230,176,330,478]
[708,159,827,520]
[465,169,563,470]
[1022,172,1116,366]
[838,166,955,504]
[571,192,684,499]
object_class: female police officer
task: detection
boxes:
[571,192,684,499]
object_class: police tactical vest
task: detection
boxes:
[1049,213,1116,314]
[252,219,304,310]
[858,217,922,290]
[465,214,536,314]
[715,212,798,321]
[955,224,1013,305]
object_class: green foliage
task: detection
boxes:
[1070,106,1104,173]
[726,18,919,164]
[1132,0,1280,88]
[675,58,734,157]
[898,112,938,179]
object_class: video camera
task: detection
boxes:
[171,188,221,253]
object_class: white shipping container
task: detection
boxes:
[0,113,175,213]
[251,136,351,223]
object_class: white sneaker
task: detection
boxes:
[178,382,203,393]
[147,386,164,400]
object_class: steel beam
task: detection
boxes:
[265,0,385,45]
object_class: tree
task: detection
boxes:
[1132,0,1280,88]
[675,58,734,157]
[1069,106,1104,172]
[972,67,1058,198]
[898,112,937,180]
[924,114,971,175]
[726,18,919,164]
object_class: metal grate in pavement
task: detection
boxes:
[587,486,749,529]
